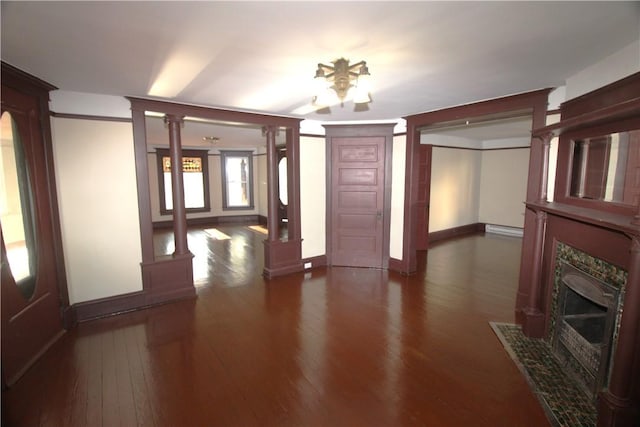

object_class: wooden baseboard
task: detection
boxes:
[302,255,327,269]
[72,287,196,323]
[428,223,485,244]
[73,291,148,322]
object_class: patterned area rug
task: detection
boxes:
[490,322,597,427]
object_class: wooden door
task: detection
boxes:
[330,136,386,267]
[415,144,432,250]
[1,81,65,386]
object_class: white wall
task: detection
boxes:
[565,40,640,100]
[429,147,482,232]
[478,149,529,228]
[389,135,406,260]
[51,117,143,304]
[300,136,326,259]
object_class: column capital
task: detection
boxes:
[164,114,184,125]
[262,125,280,137]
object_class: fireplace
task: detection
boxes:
[517,72,640,426]
[552,261,621,398]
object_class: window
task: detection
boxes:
[221,151,254,210]
[156,149,210,215]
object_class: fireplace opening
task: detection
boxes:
[552,262,620,398]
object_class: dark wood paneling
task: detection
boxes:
[1,63,68,386]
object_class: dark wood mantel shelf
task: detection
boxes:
[527,201,640,237]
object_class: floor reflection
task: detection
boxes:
[153,224,265,286]
[3,233,552,426]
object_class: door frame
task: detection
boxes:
[324,124,394,269]
[401,89,552,275]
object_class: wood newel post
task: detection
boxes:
[165,114,189,256]
[264,125,279,243]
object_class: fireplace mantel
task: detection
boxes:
[517,71,640,427]
[526,201,640,238]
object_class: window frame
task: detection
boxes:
[220,150,255,211]
[156,148,210,215]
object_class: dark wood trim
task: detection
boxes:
[430,145,531,151]
[388,257,404,273]
[220,150,255,211]
[50,112,132,123]
[561,71,640,120]
[428,223,486,244]
[72,286,197,322]
[1,61,57,92]
[131,108,155,263]
[127,97,301,128]
[401,89,552,275]
[552,117,640,217]
[263,239,304,279]
[152,214,262,229]
[546,108,561,116]
[73,291,147,322]
[1,63,69,312]
[302,255,327,269]
[407,90,551,126]
[130,97,302,282]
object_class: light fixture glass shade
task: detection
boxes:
[353,73,371,104]
[312,76,328,105]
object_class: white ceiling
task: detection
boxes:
[1,1,638,134]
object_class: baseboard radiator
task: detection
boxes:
[485,224,524,238]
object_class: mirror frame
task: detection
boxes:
[554,116,640,217]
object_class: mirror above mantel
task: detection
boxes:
[569,130,639,206]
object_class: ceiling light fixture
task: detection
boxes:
[203,136,220,143]
[312,57,371,107]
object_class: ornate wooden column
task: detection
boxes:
[264,126,280,244]
[262,125,303,278]
[519,132,554,337]
[165,114,189,256]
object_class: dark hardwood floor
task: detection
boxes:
[2,227,550,426]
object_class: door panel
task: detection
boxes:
[1,84,64,386]
[330,137,385,267]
